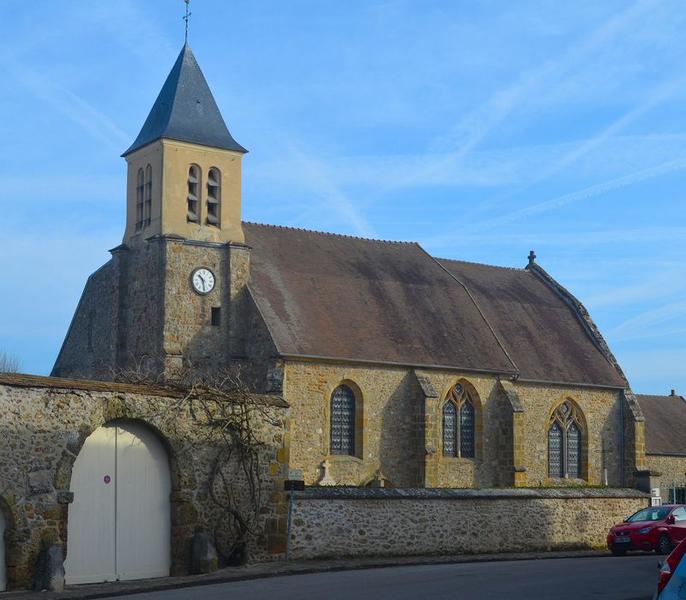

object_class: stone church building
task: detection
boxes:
[51,43,649,492]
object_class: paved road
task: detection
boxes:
[104,555,660,600]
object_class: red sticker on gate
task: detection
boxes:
[104,475,111,484]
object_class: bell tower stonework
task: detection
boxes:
[53,44,252,380]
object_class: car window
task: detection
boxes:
[627,507,672,522]
[673,508,686,521]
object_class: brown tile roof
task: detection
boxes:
[637,393,686,455]
[438,259,626,387]
[0,373,288,407]
[244,223,625,387]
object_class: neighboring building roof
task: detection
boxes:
[637,393,686,455]
[122,44,246,157]
[243,223,625,388]
[0,373,288,407]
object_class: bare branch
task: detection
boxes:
[0,351,20,373]
[112,359,273,565]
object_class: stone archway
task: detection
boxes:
[64,420,172,584]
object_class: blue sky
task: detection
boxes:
[0,0,684,394]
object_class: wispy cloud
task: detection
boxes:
[380,0,662,194]
[611,299,686,342]
[251,133,686,192]
[281,144,377,238]
[482,157,686,229]
[584,270,686,310]
[0,63,130,151]
[421,226,686,253]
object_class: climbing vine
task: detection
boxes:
[113,362,280,564]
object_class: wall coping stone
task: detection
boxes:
[0,373,289,408]
[292,487,649,500]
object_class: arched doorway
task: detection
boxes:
[64,421,171,584]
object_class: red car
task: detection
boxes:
[608,505,686,555]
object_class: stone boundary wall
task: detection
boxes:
[0,375,290,589]
[287,488,649,560]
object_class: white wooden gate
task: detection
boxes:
[0,509,6,591]
[64,422,171,585]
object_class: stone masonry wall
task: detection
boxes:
[283,361,424,488]
[284,360,629,489]
[515,382,624,487]
[52,237,280,391]
[287,488,648,560]
[645,455,686,500]
[0,375,289,590]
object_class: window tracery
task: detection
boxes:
[442,383,475,458]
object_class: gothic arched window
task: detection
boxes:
[144,164,152,227]
[330,385,356,456]
[135,168,145,231]
[206,167,221,227]
[548,401,584,479]
[442,383,476,458]
[187,165,200,223]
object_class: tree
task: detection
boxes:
[0,351,20,373]
[114,362,276,565]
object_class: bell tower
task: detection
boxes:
[121,44,247,246]
[52,43,253,380]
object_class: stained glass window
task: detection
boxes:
[567,423,581,478]
[443,401,457,457]
[331,385,355,456]
[442,384,477,459]
[548,401,584,479]
[460,400,475,458]
[548,422,563,478]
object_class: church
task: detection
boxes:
[50,43,652,492]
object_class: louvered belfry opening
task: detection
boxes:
[135,168,145,230]
[442,383,475,459]
[548,401,584,479]
[206,167,221,226]
[187,165,200,223]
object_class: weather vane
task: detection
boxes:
[183,0,192,43]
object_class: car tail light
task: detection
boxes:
[658,562,672,594]
[658,538,686,593]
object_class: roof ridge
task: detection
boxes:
[242,221,417,245]
[436,256,527,272]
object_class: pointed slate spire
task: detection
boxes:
[123,44,246,156]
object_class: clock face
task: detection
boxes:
[191,268,215,295]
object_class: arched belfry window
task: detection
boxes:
[206,167,221,227]
[144,164,152,227]
[330,385,356,456]
[135,168,145,231]
[548,401,584,479]
[442,383,475,458]
[187,165,200,223]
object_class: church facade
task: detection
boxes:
[53,44,648,491]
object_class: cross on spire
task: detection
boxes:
[183,0,192,43]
